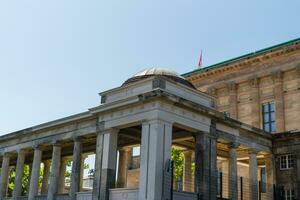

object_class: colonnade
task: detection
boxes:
[181,143,275,200]
[0,119,274,200]
[0,138,89,200]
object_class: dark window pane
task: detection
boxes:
[264,114,270,122]
[263,104,269,112]
[270,103,275,111]
[271,122,276,132]
[264,124,270,132]
[271,112,276,121]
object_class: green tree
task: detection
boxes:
[170,147,184,182]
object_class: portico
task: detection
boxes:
[0,68,274,200]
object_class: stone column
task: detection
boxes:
[47,144,62,200]
[70,138,82,200]
[100,129,119,200]
[138,120,173,200]
[41,160,51,195]
[249,150,258,200]
[228,82,238,119]
[28,147,42,200]
[183,150,193,192]
[58,157,68,193]
[92,132,104,200]
[221,160,229,198]
[12,150,26,199]
[80,154,88,192]
[195,126,218,200]
[272,71,285,132]
[265,154,275,199]
[117,147,132,188]
[0,153,11,199]
[250,78,260,128]
[228,143,239,200]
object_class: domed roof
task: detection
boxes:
[122,67,196,89]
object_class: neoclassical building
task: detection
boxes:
[0,37,299,200]
[184,37,300,199]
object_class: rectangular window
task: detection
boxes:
[284,189,295,200]
[280,155,294,170]
[262,102,276,133]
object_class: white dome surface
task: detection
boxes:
[133,67,184,78]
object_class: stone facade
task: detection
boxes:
[0,68,276,200]
[184,38,300,198]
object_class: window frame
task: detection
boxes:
[280,154,294,170]
[262,102,276,133]
[284,189,295,200]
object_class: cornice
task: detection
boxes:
[184,40,300,81]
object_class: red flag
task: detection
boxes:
[198,50,203,68]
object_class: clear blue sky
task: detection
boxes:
[1,0,300,135]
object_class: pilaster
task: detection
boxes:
[195,120,218,200]
[100,129,119,200]
[228,82,238,119]
[250,77,260,128]
[138,120,173,200]
[272,71,285,132]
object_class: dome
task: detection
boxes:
[122,67,196,89]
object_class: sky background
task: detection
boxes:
[1,0,300,176]
[1,0,300,135]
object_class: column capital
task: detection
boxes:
[72,135,83,142]
[248,149,260,155]
[0,152,13,157]
[16,149,27,156]
[97,127,119,136]
[32,144,42,150]
[228,142,240,149]
[50,140,63,147]
[119,146,132,152]
[183,150,193,156]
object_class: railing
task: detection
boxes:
[76,192,92,200]
[109,188,138,200]
[56,193,70,200]
[35,195,47,200]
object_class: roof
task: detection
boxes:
[122,67,196,89]
[182,37,300,77]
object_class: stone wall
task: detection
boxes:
[187,49,300,133]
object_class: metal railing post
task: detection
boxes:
[240,177,243,200]
[220,172,223,199]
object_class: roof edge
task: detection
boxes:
[182,37,300,77]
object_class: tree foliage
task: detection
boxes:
[170,147,184,182]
